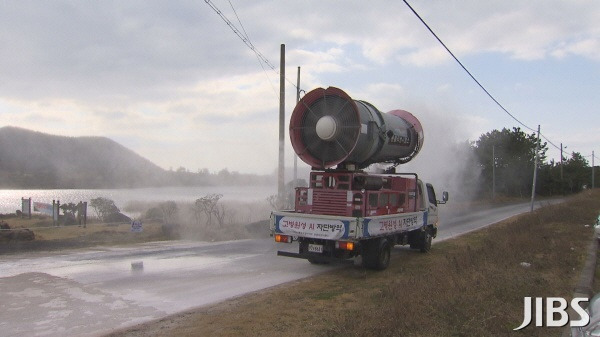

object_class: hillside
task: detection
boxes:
[0,126,169,188]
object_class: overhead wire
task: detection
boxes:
[402,0,581,161]
[204,0,301,94]
[204,0,275,70]
[226,0,278,99]
[402,0,535,134]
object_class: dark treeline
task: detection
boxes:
[0,126,272,189]
[165,167,272,187]
[471,127,598,198]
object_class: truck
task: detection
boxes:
[270,86,448,270]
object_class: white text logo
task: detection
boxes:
[514,297,590,330]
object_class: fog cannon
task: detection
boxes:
[289,86,424,170]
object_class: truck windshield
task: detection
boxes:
[426,183,437,206]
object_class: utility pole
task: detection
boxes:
[530,125,541,212]
[294,66,300,189]
[278,44,285,201]
[560,143,563,180]
[492,145,496,200]
[593,150,595,189]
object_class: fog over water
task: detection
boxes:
[0,185,276,215]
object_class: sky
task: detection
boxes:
[1,0,599,178]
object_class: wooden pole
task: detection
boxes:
[560,143,564,180]
[294,66,300,189]
[530,125,541,212]
[278,44,285,202]
[593,151,595,189]
[492,145,495,200]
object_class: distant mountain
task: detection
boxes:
[0,126,169,188]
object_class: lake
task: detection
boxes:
[0,185,277,215]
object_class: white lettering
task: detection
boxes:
[546,297,568,327]
[535,297,543,327]
[571,298,591,327]
[513,297,532,331]
[513,297,590,330]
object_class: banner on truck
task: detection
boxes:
[276,215,347,240]
[364,212,425,237]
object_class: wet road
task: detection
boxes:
[0,199,560,337]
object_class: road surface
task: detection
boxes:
[0,199,559,337]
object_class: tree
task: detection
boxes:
[562,152,589,193]
[474,127,547,198]
[193,194,223,226]
[59,202,78,225]
[157,201,178,225]
[90,197,120,221]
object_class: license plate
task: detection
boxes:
[308,244,323,253]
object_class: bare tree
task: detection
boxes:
[194,194,222,227]
[158,201,178,224]
[214,204,230,227]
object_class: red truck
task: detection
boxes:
[271,87,447,270]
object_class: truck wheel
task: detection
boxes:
[363,238,391,270]
[419,229,432,253]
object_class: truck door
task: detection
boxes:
[425,183,438,227]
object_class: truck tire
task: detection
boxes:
[419,229,432,253]
[363,238,391,270]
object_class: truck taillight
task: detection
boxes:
[275,234,292,243]
[336,241,354,251]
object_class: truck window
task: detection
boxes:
[398,193,406,206]
[389,193,398,207]
[416,184,423,209]
[378,193,389,207]
[426,183,437,206]
[369,194,378,207]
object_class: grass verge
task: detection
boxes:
[112,190,599,336]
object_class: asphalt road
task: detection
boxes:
[0,199,561,337]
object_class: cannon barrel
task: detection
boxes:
[289,87,424,169]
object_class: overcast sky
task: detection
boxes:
[1,0,599,176]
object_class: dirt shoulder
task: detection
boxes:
[105,190,600,337]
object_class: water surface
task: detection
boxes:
[0,185,276,215]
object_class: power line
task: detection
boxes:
[401,0,580,161]
[203,0,301,94]
[205,0,276,71]
[226,0,278,98]
[402,0,535,133]
[540,134,561,153]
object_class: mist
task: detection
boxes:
[370,102,483,203]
